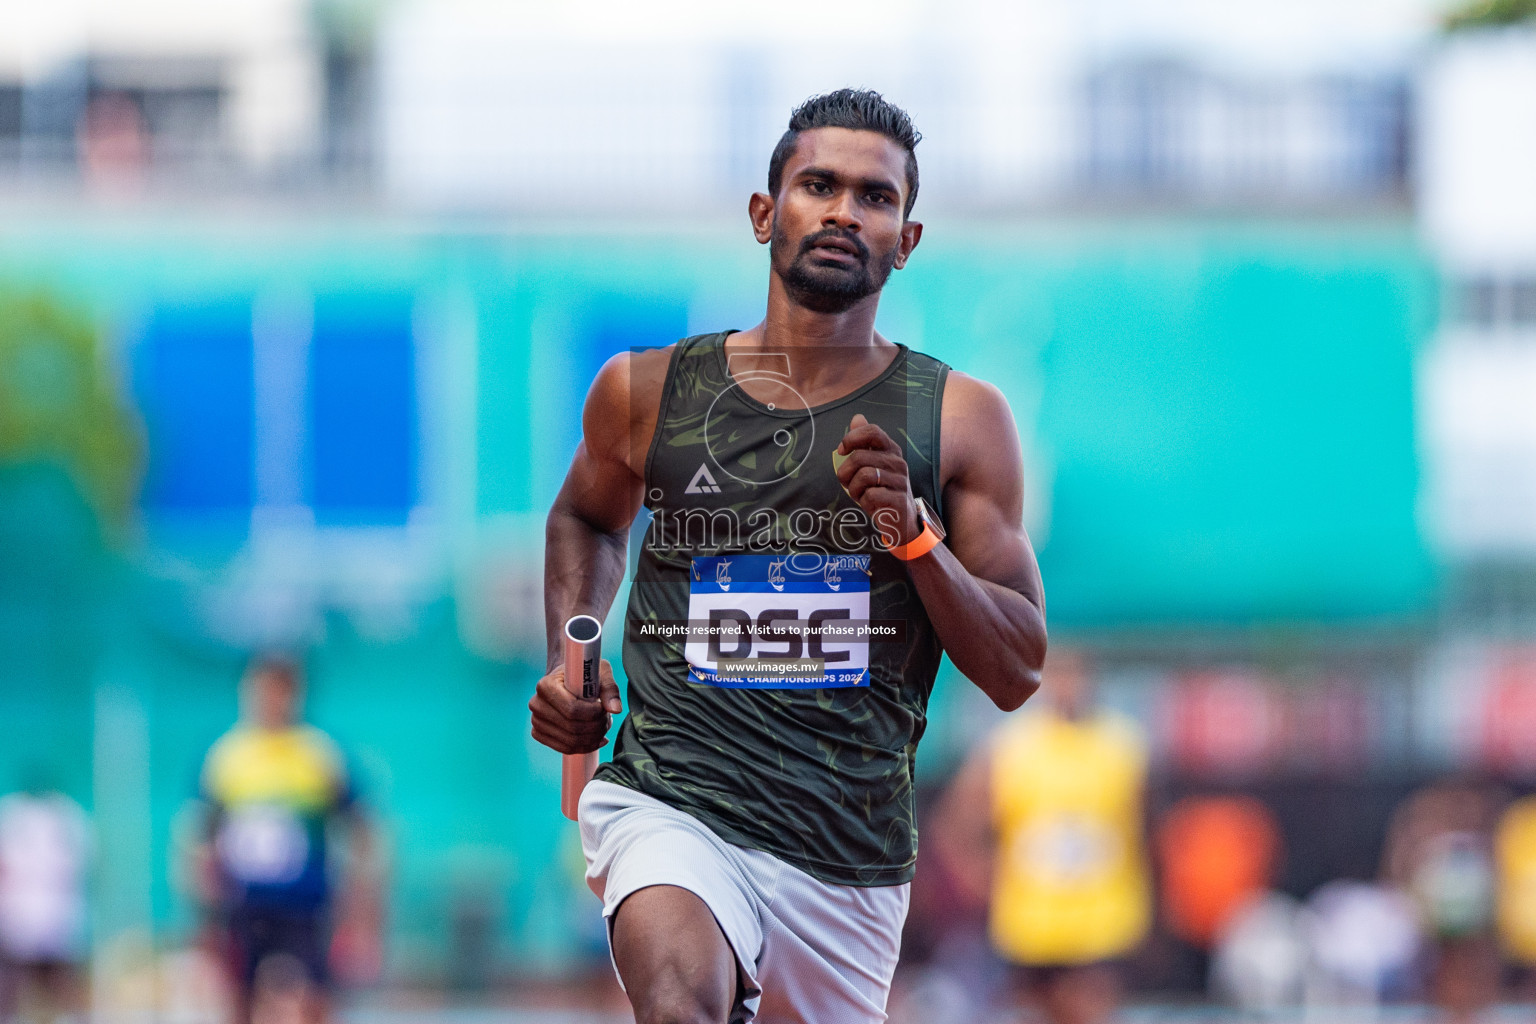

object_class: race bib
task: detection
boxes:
[217,804,310,885]
[1012,814,1121,884]
[684,554,870,688]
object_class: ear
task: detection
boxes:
[893,220,923,270]
[749,191,775,245]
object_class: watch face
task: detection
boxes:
[915,497,947,541]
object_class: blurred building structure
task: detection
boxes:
[0,0,375,192]
[1081,57,1407,202]
[1414,24,1536,791]
[376,0,1420,214]
[0,0,1429,211]
[1418,27,1536,618]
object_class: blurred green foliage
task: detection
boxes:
[0,290,142,528]
[1444,0,1536,30]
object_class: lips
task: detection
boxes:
[813,238,858,256]
[810,246,858,264]
[802,232,865,264]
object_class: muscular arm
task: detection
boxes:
[331,802,384,981]
[836,372,1045,710]
[531,348,667,753]
[543,357,645,670]
[929,742,998,910]
[914,374,1045,708]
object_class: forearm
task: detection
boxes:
[907,544,1045,710]
[346,813,378,873]
[544,494,629,671]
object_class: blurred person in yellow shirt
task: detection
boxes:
[935,650,1151,1024]
[1496,795,1536,999]
[191,656,380,1024]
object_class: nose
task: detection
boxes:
[821,189,860,232]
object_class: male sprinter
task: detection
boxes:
[530,89,1046,1024]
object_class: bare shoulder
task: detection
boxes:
[583,344,676,475]
[939,370,1022,489]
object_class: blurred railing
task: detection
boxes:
[1082,57,1410,203]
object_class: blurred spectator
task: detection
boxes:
[191,655,379,1024]
[1495,795,1536,999]
[1302,879,1421,1006]
[0,770,91,1024]
[890,802,1008,1024]
[1383,777,1506,1024]
[1156,795,1280,957]
[935,650,1150,1024]
[77,93,149,196]
[1208,891,1308,1013]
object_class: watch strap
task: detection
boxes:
[888,522,942,561]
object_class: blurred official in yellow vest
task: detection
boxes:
[935,650,1151,1024]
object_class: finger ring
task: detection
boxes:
[876,468,882,487]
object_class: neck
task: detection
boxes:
[759,273,884,349]
[728,275,894,397]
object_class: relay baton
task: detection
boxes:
[561,614,603,820]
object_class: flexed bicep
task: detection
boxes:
[940,375,1043,613]
[543,347,672,670]
[557,352,652,533]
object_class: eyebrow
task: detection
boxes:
[796,166,902,198]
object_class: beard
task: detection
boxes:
[771,218,900,314]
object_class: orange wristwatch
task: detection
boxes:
[887,497,946,561]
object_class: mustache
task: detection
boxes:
[797,228,870,263]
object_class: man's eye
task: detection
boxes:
[806,181,831,194]
[866,192,889,204]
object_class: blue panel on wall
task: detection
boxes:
[527,296,688,510]
[308,292,416,525]
[562,295,688,471]
[135,299,254,512]
[586,297,690,381]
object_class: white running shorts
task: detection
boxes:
[578,779,909,1024]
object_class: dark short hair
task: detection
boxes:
[767,89,922,217]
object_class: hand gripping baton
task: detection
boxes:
[561,614,603,821]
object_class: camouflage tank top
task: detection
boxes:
[595,331,950,886]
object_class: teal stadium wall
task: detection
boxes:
[0,215,1439,979]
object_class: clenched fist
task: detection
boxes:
[529,659,623,754]
[834,413,920,549]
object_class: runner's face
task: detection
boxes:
[1046,652,1094,720]
[248,669,300,728]
[769,128,913,314]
